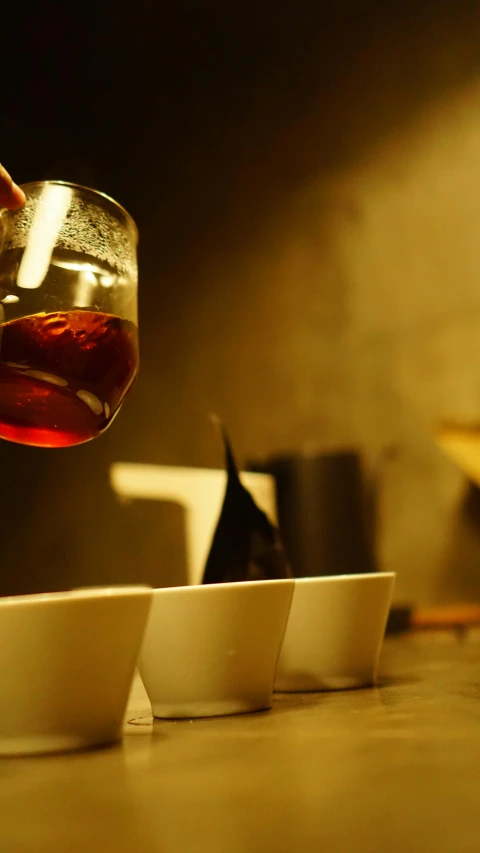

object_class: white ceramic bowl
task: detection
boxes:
[0,586,152,756]
[274,572,395,692]
[138,579,294,719]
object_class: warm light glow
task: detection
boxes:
[24,370,68,387]
[17,185,73,290]
[75,267,97,307]
[76,389,104,415]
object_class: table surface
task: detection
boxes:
[1,632,480,853]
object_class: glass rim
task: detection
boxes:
[18,180,139,243]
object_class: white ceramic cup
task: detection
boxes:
[0,586,152,757]
[138,579,294,719]
[274,572,395,692]
[109,463,277,585]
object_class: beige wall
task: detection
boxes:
[2,1,480,603]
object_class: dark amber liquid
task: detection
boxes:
[0,311,138,447]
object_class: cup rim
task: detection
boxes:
[292,572,396,584]
[152,579,295,595]
[18,180,138,244]
[0,585,152,608]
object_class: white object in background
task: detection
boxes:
[275,572,396,692]
[109,463,277,585]
[0,586,152,756]
[138,579,294,719]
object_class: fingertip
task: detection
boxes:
[10,183,26,209]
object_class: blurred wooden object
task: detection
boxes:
[411,603,480,631]
[435,422,480,486]
[387,603,480,634]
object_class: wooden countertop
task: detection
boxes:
[2,632,479,852]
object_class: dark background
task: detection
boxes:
[2,1,480,602]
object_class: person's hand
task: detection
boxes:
[0,164,25,209]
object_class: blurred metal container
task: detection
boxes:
[249,450,378,577]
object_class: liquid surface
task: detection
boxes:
[0,310,138,447]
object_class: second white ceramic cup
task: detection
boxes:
[138,579,294,718]
[274,572,395,692]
